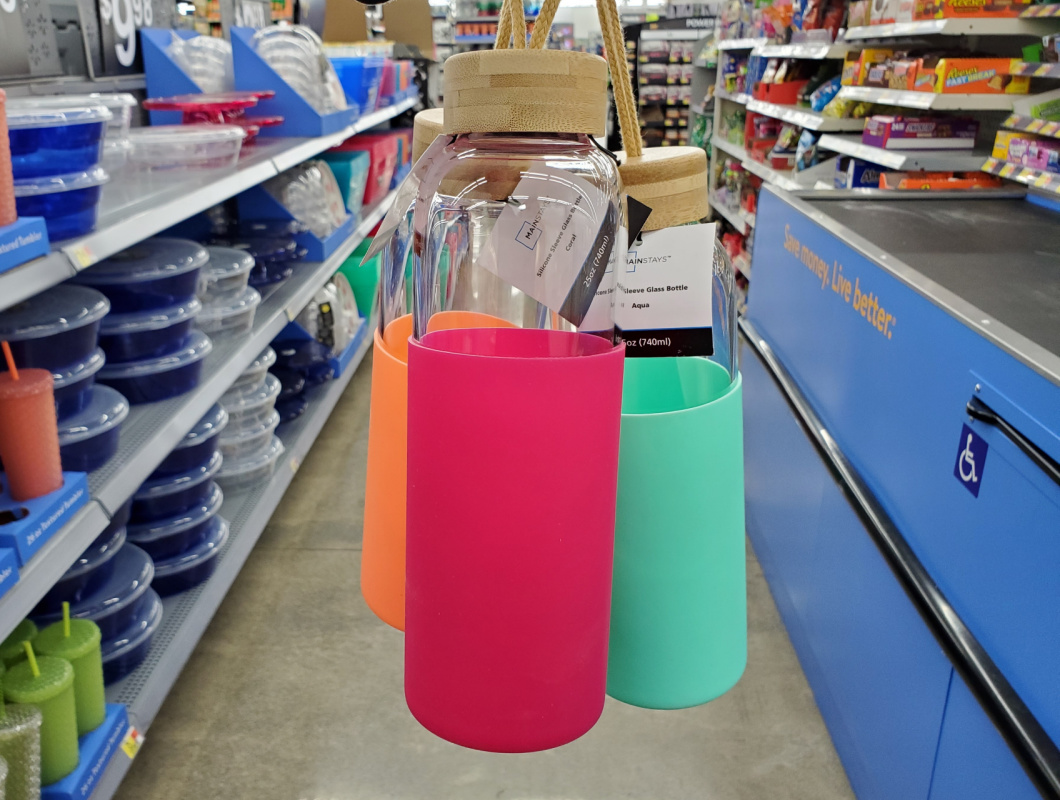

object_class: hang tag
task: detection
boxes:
[579,225,627,334]
[476,166,616,327]
[615,222,716,357]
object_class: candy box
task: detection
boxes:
[888,58,919,89]
[836,156,883,189]
[915,57,1030,93]
[1021,138,1060,172]
[879,170,1004,189]
[863,115,978,149]
[991,130,1024,160]
[914,0,1032,18]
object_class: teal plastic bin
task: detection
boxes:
[607,357,746,709]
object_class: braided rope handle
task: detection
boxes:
[492,0,641,157]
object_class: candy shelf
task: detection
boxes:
[0,98,415,314]
[741,156,836,191]
[756,42,851,59]
[1001,113,1060,140]
[712,136,749,161]
[844,18,1059,39]
[0,193,394,645]
[709,193,754,234]
[818,133,990,171]
[717,37,770,50]
[93,327,373,800]
[715,88,750,104]
[1010,61,1060,78]
[836,86,1016,111]
[982,156,1060,195]
[746,98,867,131]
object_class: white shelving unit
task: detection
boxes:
[714,88,749,105]
[713,136,749,162]
[982,156,1060,195]
[717,37,769,50]
[746,98,867,131]
[708,194,754,235]
[836,85,1016,111]
[818,134,990,171]
[844,18,1058,39]
[740,157,813,191]
[756,42,852,59]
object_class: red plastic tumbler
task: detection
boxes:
[405,327,625,753]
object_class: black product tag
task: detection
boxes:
[559,202,618,327]
[627,196,654,244]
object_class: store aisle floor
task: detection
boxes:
[114,354,854,800]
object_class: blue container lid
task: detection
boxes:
[0,284,110,342]
[51,347,105,391]
[127,482,223,545]
[98,329,212,379]
[274,339,332,371]
[64,524,126,582]
[135,450,222,501]
[202,246,255,282]
[174,403,228,451]
[101,588,162,665]
[56,384,130,446]
[153,516,229,577]
[100,298,202,335]
[12,166,109,196]
[78,238,209,285]
[209,235,300,264]
[211,219,308,238]
[35,543,153,627]
[5,97,113,129]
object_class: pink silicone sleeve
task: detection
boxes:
[405,327,625,752]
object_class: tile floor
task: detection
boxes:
[115,353,855,800]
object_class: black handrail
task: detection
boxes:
[739,317,1060,800]
[966,397,1060,489]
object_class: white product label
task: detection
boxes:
[615,223,716,357]
[578,225,627,334]
[476,166,616,327]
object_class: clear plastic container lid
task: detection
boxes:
[100,298,202,335]
[203,246,255,281]
[135,450,222,500]
[221,372,280,414]
[88,93,137,111]
[127,124,245,145]
[64,524,126,581]
[101,588,163,663]
[56,384,130,446]
[127,482,223,543]
[12,166,109,196]
[250,346,277,372]
[211,219,308,238]
[0,284,110,342]
[219,409,279,447]
[52,347,106,390]
[198,287,260,324]
[5,97,113,129]
[80,238,209,284]
[207,234,300,263]
[35,544,153,626]
[175,403,228,450]
[98,329,212,379]
[153,516,229,576]
[217,434,284,477]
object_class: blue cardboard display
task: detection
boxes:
[42,704,130,800]
[0,547,20,602]
[141,28,203,126]
[0,472,89,565]
[277,314,367,378]
[0,217,50,276]
[231,27,357,138]
[237,185,355,261]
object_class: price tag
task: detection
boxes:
[98,0,154,71]
[66,244,94,268]
[289,456,301,474]
[1042,121,1060,137]
[1027,118,1045,132]
[120,727,144,759]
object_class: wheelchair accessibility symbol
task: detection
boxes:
[954,424,988,498]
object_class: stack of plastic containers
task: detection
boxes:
[330,134,397,208]
[74,238,214,404]
[0,284,130,472]
[207,220,308,290]
[215,350,285,491]
[6,97,112,240]
[271,338,335,423]
[128,404,230,599]
[196,247,261,338]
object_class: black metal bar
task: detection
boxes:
[966,397,1060,489]
[739,317,1060,800]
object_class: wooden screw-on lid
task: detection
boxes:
[443,49,608,136]
[413,108,445,163]
[618,147,709,231]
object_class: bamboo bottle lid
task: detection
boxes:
[618,147,709,231]
[412,108,445,163]
[443,49,608,136]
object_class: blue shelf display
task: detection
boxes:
[141,29,204,126]
[0,472,89,566]
[236,185,355,262]
[42,704,129,800]
[0,217,49,276]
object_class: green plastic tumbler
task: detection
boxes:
[0,623,36,670]
[4,644,78,785]
[34,608,105,736]
[607,357,746,709]
[0,704,41,800]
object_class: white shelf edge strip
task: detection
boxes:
[836,86,1014,111]
[712,136,749,161]
[818,133,989,171]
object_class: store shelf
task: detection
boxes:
[0,99,415,314]
[746,98,866,131]
[756,42,852,59]
[844,18,1059,39]
[740,156,829,191]
[455,13,536,22]
[717,37,769,50]
[1002,113,1060,139]
[836,85,1016,110]
[1022,3,1060,16]
[0,194,394,645]
[715,88,750,104]
[1010,61,1060,78]
[818,133,990,170]
[712,136,749,161]
[0,74,147,98]
[94,328,373,800]
[734,251,752,279]
[709,194,755,234]
[982,156,1060,194]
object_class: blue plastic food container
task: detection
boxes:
[272,367,306,401]
[97,329,212,404]
[52,347,105,419]
[127,481,223,560]
[206,232,300,263]
[330,57,366,112]
[249,261,295,289]
[57,384,130,472]
[74,238,208,312]
[151,516,229,597]
[6,98,112,179]
[276,393,308,424]
[304,362,335,387]
[151,403,227,478]
[101,588,162,685]
[13,167,109,240]
[35,524,127,613]
[220,372,281,429]
[131,449,222,523]
[274,339,332,373]
[99,298,201,362]
[0,284,109,371]
[34,543,154,640]
[228,347,276,395]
